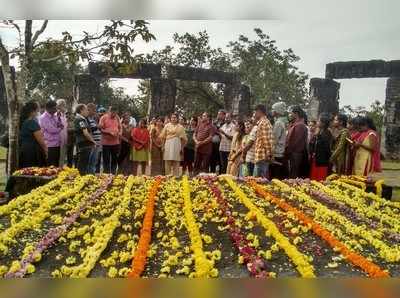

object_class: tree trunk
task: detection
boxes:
[0,48,20,175]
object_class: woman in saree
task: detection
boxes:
[330,114,351,175]
[150,117,164,176]
[353,116,381,176]
[226,120,246,176]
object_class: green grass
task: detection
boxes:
[0,146,5,161]
[382,160,400,170]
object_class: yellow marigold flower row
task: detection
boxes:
[333,180,400,210]
[0,175,94,256]
[181,176,214,277]
[313,181,400,234]
[224,177,315,278]
[273,180,400,263]
[64,176,136,277]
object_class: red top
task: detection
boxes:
[99,114,121,146]
[131,127,150,150]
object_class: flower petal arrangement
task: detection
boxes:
[0,169,399,278]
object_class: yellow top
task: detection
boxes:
[160,123,187,141]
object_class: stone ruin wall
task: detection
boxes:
[309,60,400,160]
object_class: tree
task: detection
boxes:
[0,20,155,174]
[144,31,227,117]
[29,41,84,105]
[339,100,384,134]
[228,28,309,108]
[142,29,309,117]
[367,100,384,134]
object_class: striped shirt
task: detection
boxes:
[87,116,101,144]
[195,121,215,154]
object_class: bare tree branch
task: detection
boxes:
[32,20,48,46]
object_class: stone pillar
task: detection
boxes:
[382,77,400,160]
[148,79,176,118]
[224,84,251,117]
[73,74,101,105]
[308,78,340,121]
[224,84,237,113]
[238,84,251,116]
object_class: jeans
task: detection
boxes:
[103,144,120,174]
[77,146,93,175]
[88,145,100,174]
[254,160,269,178]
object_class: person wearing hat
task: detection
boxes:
[270,101,288,179]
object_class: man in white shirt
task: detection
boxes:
[218,113,235,174]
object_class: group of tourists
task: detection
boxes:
[17,99,382,180]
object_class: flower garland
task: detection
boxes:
[374,179,385,198]
[13,166,63,177]
[181,176,214,277]
[273,179,400,263]
[224,177,315,278]
[128,177,163,278]
[250,181,389,278]
[338,178,367,191]
[204,177,271,278]
[0,173,91,256]
[333,180,400,209]
[5,175,113,278]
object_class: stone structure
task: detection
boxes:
[326,60,400,79]
[74,62,251,118]
[308,78,340,121]
[310,59,400,160]
[382,77,400,159]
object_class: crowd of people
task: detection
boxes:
[17,99,382,180]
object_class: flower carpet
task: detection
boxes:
[0,168,399,278]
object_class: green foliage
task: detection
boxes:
[29,41,83,104]
[142,28,308,117]
[367,100,384,134]
[339,100,384,133]
[228,28,309,107]
[98,82,147,118]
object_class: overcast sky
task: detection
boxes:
[1,17,399,108]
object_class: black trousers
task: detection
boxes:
[118,141,131,167]
[77,146,93,175]
[96,150,102,173]
[47,147,60,167]
[194,151,211,175]
[103,144,120,174]
[219,151,230,174]
[209,142,220,174]
[270,157,288,180]
[67,144,75,167]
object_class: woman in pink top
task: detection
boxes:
[99,106,121,174]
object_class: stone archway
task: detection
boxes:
[73,62,251,118]
[309,59,400,160]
